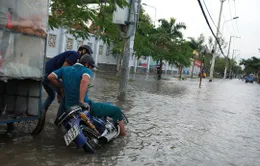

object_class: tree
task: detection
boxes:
[240,57,260,75]
[212,56,242,78]
[214,57,226,77]
[150,18,187,80]
[188,34,205,52]
[134,8,154,58]
[168,40,193,79]
[49,0,128,40]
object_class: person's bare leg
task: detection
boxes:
[118,120,126,136]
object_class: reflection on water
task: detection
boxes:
[1,73,260,166]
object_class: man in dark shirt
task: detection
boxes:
[43,45,93,114]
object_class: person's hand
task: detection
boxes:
[79,102,90,112]
[57,88,64,103]
[57,95,62,103]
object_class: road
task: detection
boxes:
[1,73,260,166]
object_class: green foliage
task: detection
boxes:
[158,18,186,39]
[188,34,205,52]
[240,57,260,74]
[149,17,190,66]
[49,0,128,40]
[214,57,226,75]
[134,8,154,58]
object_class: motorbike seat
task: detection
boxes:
[55,105,82,126]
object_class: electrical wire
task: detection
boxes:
[202,0,217,30]
[197,0,226,57]
[233,0,240,36]
[222,14,232,35]
[228,0,237,35]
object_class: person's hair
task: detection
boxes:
[78,47,89,53]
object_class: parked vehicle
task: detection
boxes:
[245,75,254,83]
[54,102,128,153]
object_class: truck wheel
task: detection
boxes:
[31,109,46,135]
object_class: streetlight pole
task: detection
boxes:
[209,0,226,82]
[221,16,239,36]
[223,36,240,79]
[118,0,141,100]
[229,49,239,79]
[142,3,157,25]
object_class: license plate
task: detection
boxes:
[64,125,80,146]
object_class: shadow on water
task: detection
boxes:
[1,73,260,166]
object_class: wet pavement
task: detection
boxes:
[1,73,260,166]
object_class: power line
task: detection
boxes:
[197,0,226,57]
[233,0,240,36]
[202,0,217,30]
[228,0,237,35]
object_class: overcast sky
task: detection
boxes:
[141,0,260,61]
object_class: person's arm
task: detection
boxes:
[62,52,79,66]
[48,68,64,96]
[79,75,90,103]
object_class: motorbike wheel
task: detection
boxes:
[81,125,99,153]
[83,141,95,153]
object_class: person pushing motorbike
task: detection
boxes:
[47,54,126,136]
[43,45,93,114]
[32,45,93,134]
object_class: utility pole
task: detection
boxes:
[118,0,141,100]
[229,49,239,79]
[209,0,226,82]
[223,36,232,79]
[223,36,240,79]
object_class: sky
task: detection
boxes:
[141,0,260,61]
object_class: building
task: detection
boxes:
[46,28,201,76]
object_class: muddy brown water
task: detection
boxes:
[1,73,260,166]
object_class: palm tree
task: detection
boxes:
[188,34,205,52]
[155,17,187,80]
[159,18,186,39]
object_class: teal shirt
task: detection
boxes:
[53,63,93,109]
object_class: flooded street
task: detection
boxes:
[1,73,260,166]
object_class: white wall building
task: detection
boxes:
[46,28,201,76]
[46,28,124,70]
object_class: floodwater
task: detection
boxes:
[1,73,260,166]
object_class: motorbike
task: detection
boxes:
[54,102,128,153]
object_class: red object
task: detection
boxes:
[194,60,202,67]
[140,63,147,67]
[6,12,13,29]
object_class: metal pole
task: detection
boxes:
[221,17,239,36]
[119,0,140,100]
[224,36,232,79]
[229,49,239,79]
[229,50,235,79]
[209,0,226,82]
